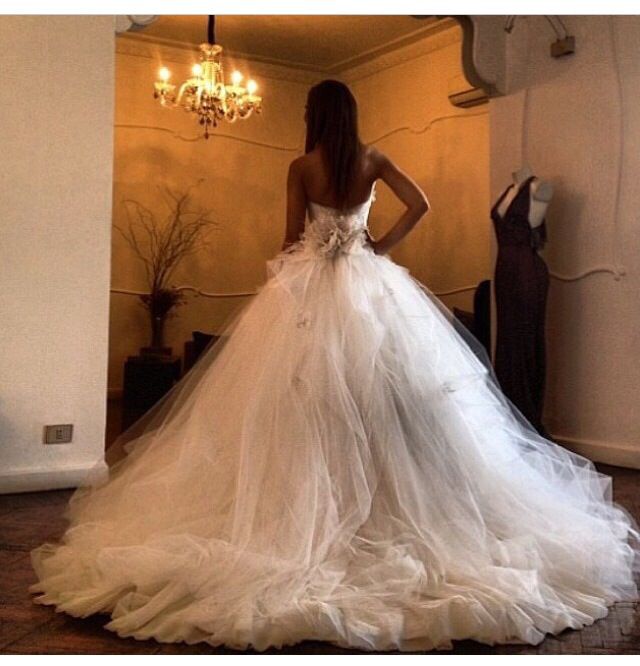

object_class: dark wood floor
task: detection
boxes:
[1,444,638,654]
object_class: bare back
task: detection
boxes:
[299,145,378,209]
[283,143,429,250]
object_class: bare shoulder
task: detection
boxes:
[288,154,306,175]
[364,145,393,175]
[364,144,385,161]
[288,149,322,176]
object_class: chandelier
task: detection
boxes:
[153,15,262,138]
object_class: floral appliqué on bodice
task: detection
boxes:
[301,182,377,258]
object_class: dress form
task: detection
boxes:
[497,164,553,230]
[491,169,551,437]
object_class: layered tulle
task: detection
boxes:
[30,192,639,651]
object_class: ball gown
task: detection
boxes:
[29,183,639,652]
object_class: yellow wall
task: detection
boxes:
[109,24,491,392]
[110,36,315,390]
[345,24,491,314]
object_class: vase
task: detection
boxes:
[141,314,172,357]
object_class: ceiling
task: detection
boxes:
[136,15,448,73]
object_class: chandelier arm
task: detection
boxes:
[153,13,261,136]
[176,80,191,106]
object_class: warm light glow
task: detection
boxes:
[153,43,263,138]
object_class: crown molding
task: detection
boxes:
[117,18,458,85]
[116,33,322,85]
[331,18,457,76]
[340,21,461,84]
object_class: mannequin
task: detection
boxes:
[497,164,554,229]
[491,165,552,438]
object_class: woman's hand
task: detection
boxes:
[364,230,383,255]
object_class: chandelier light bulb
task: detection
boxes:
[152,16,263,138]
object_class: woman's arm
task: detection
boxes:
[369,148,430,255]
[282,157,307,251]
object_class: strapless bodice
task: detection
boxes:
[300,182,376,258]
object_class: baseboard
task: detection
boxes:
[2,435,635,495]
[0,461,109,494]
[551,432,640,470]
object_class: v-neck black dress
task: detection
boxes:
[491,176,550,436]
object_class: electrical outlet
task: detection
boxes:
[43,424,73,444]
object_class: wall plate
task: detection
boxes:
[43,424,73,444]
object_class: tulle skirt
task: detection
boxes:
[29,243,640,651]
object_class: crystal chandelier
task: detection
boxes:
[153,15,262,138]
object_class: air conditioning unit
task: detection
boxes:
[448,74,488,108]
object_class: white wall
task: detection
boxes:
[0,16,115,492]
[489,15,640,468]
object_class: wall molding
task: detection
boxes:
[368,108,488,145]
[115,108,487,151]
[111,256,629,308]
[114,122,301,151]
[517,18,627,286]
[549,264,626,282]
[111,286,257,299]
[110,281,480,301]
[0,461,109,494]
[114,112,623,288]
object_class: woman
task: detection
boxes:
[30,80,639,652]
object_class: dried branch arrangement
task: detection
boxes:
[114,183,217,352]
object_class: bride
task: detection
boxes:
[30,79,639,652]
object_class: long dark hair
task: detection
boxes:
[305,79,363,209]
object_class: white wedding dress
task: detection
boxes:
[30,183,639,652]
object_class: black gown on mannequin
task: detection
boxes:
[491,176,550,437]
